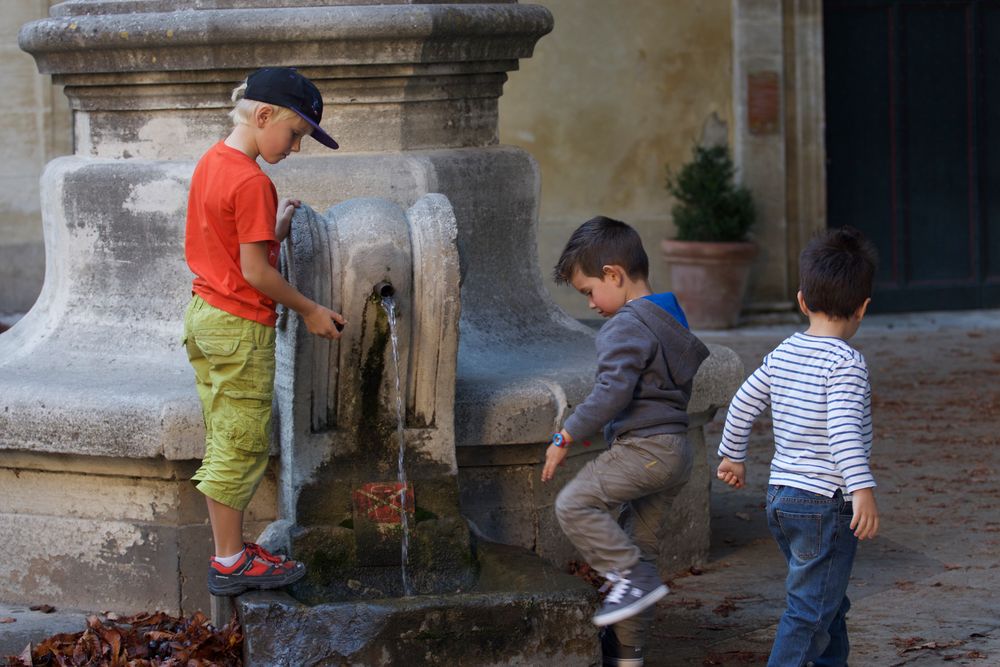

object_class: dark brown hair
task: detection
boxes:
[553,216,649,285]
[799,226,878,318]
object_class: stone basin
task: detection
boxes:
[238,539,599,666]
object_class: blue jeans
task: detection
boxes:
[765,485,858,667]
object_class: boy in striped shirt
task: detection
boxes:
[717,227,880,667]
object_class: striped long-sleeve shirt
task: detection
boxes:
[718,332,876,497]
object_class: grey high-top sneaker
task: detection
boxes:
[592,560,669,627]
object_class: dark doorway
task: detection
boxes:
[824,0,1000,312]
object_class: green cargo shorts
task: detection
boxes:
[182,295,276,511]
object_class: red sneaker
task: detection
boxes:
[207,546,306,596]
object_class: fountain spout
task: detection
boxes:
[267,195,468,602]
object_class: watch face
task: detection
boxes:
[552,433,564,447]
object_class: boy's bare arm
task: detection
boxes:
[849,487,879,540]
[716,457,745,489]
[240,241,344,339]
[274,197,300,242]
[541,429,572,482]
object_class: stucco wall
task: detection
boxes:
[0,0,71,317]
[500,1,734,318]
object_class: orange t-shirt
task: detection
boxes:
[185,141,281,326]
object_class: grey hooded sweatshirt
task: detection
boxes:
[563,297,710,444]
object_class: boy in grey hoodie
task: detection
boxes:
[544,216,709,667]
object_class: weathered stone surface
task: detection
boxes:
[24,5,551,75]
[19,3,553,155]
[0,451,276,613]
[0,157,203,461]
[51,0,518,13]
[688,343,745,416]
[238,540,599,667]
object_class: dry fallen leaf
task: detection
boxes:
[567,560,603,589]
[897,639,965,655]
[713,598,739,617]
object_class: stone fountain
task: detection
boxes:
[243,194,602,663]
[9,1,742,664]
[269,195,472,603]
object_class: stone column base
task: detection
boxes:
[0,451,277,614]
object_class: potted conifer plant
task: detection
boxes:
[661,144,757,329]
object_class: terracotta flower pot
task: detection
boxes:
[661,239,758,330]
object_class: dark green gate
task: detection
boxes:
[824,0,1000,311]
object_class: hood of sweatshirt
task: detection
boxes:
[562,295,711,443]
[624,296,708,389]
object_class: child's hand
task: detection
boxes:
[716,458,746,488]
[849,487,879,540]
[541,443,569,482]
[303,303,345,340]
[276,198,301,242]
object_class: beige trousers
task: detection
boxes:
[555,432,693,647]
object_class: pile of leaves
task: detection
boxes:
[3,610,242,666]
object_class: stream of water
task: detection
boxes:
[381,295,414,596]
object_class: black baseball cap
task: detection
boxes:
[244,67,339,149]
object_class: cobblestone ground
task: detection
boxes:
[643,313,1000,667]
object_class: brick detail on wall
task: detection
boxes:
[748,70,780,135]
